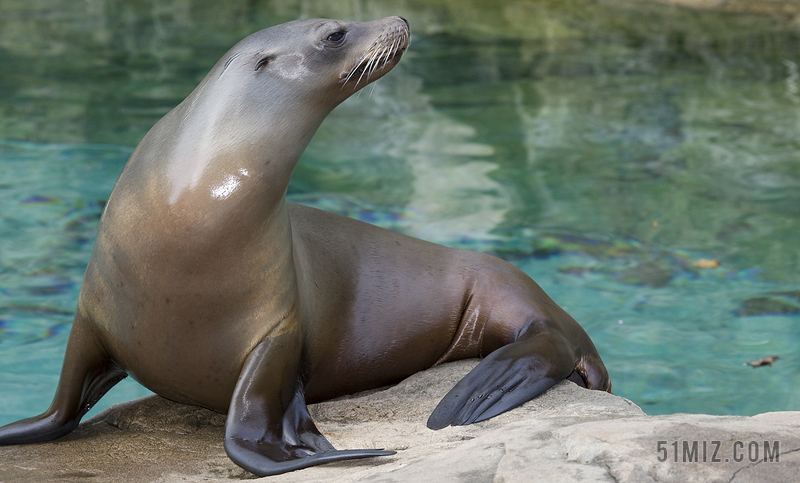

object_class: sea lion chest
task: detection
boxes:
[76,173,297,411]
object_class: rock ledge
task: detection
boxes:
[1,359,797,483]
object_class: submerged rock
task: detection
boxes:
[735,296,800,316]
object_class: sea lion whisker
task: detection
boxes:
[368,80,379,99]
[381,42,394,66]
[344,46,377,87]
[357,47,382,84]
[387,35,400,59]
[367,44,386,72]
[365,51,383,80]
[342,69,357,87]
[374,44,394,76]
[388,36,399,58]
[342,47,373,87]
[355,63,370,86]
[342,58,363,85]
[360,53,376,79]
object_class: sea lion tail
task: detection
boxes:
[0,314,126,444]
[427,325,606,430]
[570,352,613,393]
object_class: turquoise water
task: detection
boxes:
[2,1,800,425]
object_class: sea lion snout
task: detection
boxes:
[337,17,409,90]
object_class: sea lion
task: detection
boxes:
[0,16,611,476]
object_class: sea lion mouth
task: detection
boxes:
[341,21,410,87]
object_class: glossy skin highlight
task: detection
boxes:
[0,17,610,476]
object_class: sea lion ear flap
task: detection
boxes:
[254,54,274,71]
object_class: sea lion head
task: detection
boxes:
[210,16,410,111]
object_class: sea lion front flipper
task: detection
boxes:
[224,327,394,477]
[426,329,577,430]
[0,314,127,444]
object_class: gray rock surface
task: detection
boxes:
[1,359,797,482]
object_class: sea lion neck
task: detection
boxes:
[111,81,327,232]
[163,90,324,209]
[102,15,410,243]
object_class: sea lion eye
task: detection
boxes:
[326,31,346,43]
[254,55,272,71]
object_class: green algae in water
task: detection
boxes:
[1,0,800,422]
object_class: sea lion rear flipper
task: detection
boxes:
[0,314,127,444]
[427,330,577,430]
[224,327,394,476]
